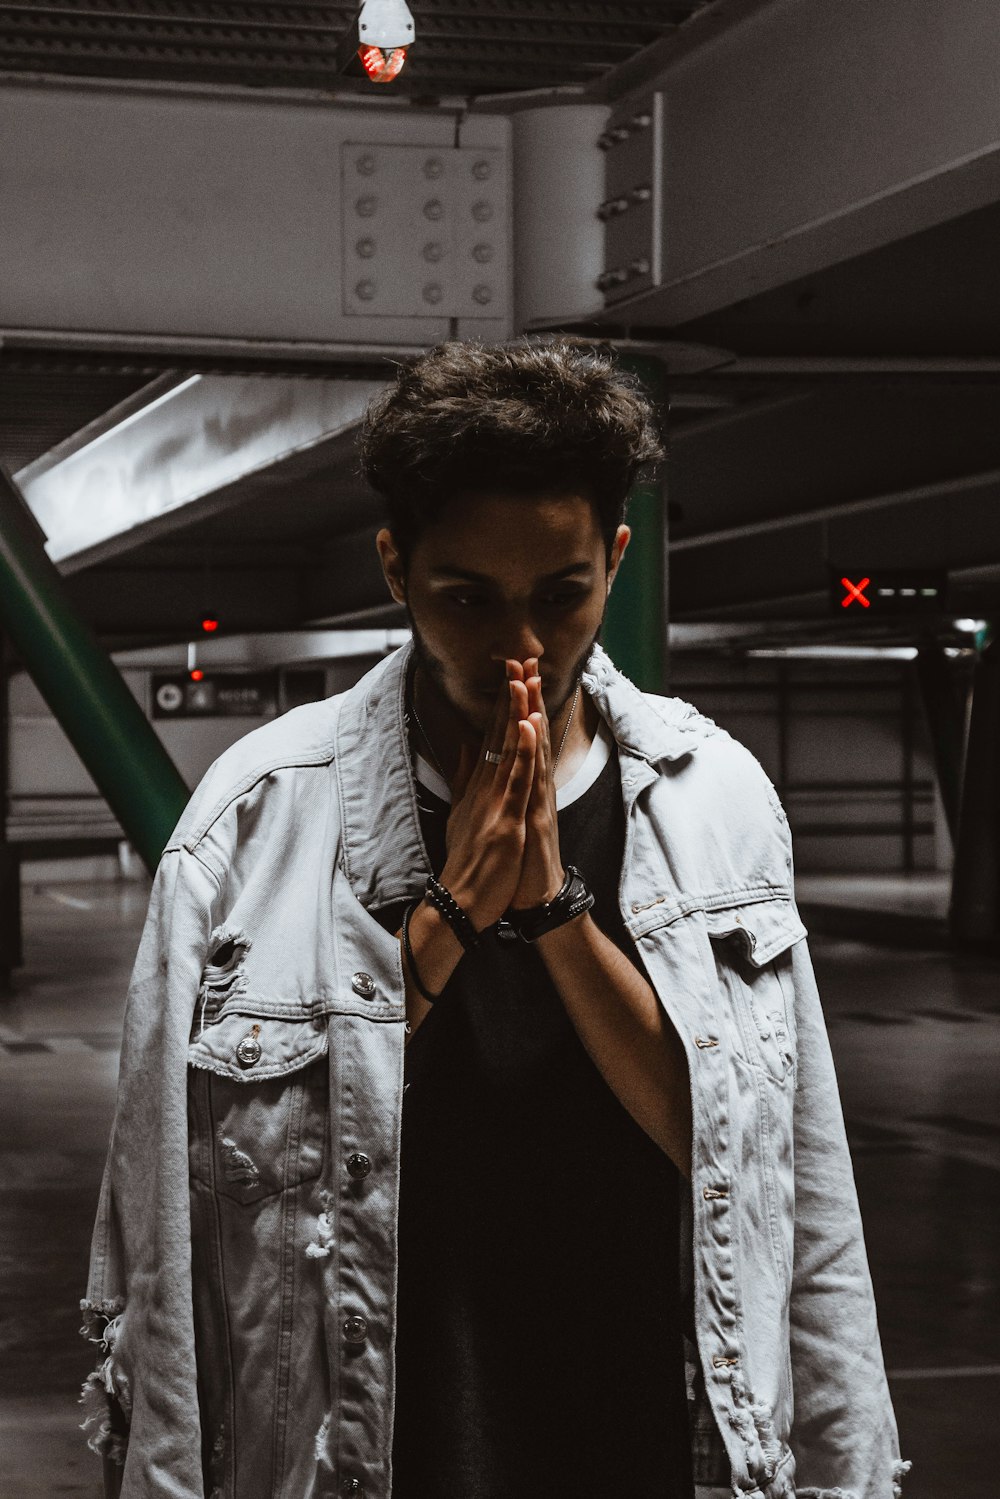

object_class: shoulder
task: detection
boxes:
[642,688,788,822]
[163,696,345,856]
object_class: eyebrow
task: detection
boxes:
[430,563,595,582]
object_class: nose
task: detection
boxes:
[491,637,544,675]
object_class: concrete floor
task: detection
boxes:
[1,874,996,1498]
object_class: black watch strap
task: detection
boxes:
[504,865,594,943]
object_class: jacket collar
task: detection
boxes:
[579,638,718,766]
[335,635,717,913]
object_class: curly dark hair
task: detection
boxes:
[358,336,665,572]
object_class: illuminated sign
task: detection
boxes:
[153,673,278,719]
[829,568,948,615]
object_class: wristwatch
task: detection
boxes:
[503,865,595,944]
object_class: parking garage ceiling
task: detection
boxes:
[0,0,712,97]
[4,1,1000,656]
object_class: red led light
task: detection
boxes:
[201,617,219,633]
[357,44,407,82]
[840,577,871,609]
[190,669,204,682]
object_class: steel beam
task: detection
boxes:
[668,465,1000,554]
[0,466,189,875]
[0,80,508,346]
[594,0,1000,325]
[15,373,388,570]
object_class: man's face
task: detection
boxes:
[376,490,630,739]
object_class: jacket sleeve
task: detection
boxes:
[786,918,912,1499]
[78,842,221,1499]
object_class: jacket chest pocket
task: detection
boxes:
[704,899,807,1086]
[187,1013,329,1203]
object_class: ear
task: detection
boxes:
[375,527,407,606]
[607,524,631,592]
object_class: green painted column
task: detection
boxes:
[0,466,189,876]
[600,351,670,693]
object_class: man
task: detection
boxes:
[79,338,911,1499]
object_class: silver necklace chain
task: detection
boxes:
[408,667,581,789]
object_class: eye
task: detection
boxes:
[445,590,586,609]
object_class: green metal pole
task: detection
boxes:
[0,466,189,875]
[600,351,670,693]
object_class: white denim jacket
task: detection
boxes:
[79,636,912,1499]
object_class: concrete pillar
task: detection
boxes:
[914,636,966,848]
[949,627,1000,947]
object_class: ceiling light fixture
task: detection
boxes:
[337,0,415,84]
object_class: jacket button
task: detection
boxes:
[347,1152,371,1179]
[340,1478,364,1496]
[343,1315,368,1344]
[351,972,375,998]
[235,1034,262,1067]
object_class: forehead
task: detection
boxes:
[420,489,603,574]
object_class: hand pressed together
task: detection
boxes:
[439,655,569,933]
[505,656,568,912]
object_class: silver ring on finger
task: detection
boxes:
[484,749,503,764]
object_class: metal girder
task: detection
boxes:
[15,372,389,570]
[668,465,1000,555]
[595,0,1000,326]
[0,84,507,346]
[0,466,189,875]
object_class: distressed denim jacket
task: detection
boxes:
[79,636,912,1499]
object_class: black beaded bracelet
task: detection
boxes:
[504,864,595,943]
[424,874,482,952]
[401,896,439,1004]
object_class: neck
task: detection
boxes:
[409,661,597,790]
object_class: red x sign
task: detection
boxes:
[840,576,871,609]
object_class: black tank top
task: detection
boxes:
[373,725,693,1499]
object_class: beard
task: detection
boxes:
[402,594,605,742]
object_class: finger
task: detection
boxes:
[479,662,518,780]
[525,682,548,765]
[506,715,536,819]
[500,676,526,766]
[529,712,547,781]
